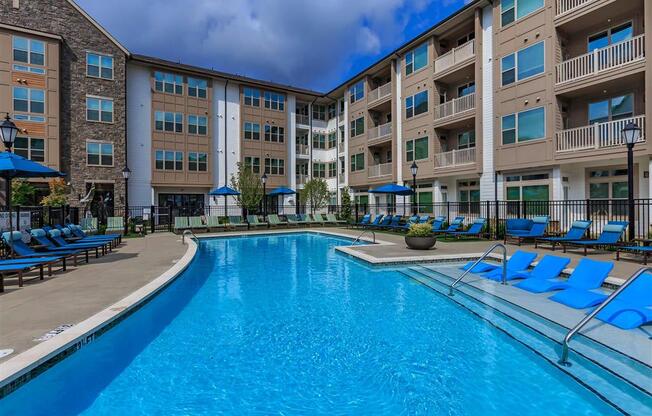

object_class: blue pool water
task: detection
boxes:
[2,233,618,415]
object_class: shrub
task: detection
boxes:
[406,223,432,237]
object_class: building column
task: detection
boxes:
[551,166,563,201]
[479,4,495,201]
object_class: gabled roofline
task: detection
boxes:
[0,23,62,40]
[67,0,130,56]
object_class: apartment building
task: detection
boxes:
[0,0,129,210]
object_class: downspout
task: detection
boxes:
[224,80,229,185]
[309,96,318,180]
[124,60,128,208]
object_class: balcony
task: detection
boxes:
[434,93,475,125]
[555,115,646,153]
[368,162,392,178]
[556,0,598,16]
[434,148,476,169]
[368,122,392,146]
[296,114,309,126]
[434,40,475,76]
[367,83,392,107]
[556,35,645,85]
[296,144,310,157]
[296,174,309,185]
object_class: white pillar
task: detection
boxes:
[479,5,495,201]
[551,166,563,201]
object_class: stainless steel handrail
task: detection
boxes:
[448,243,508,296]
[558,266,652,366]
[182,229,198,245]
[351,229,375,245]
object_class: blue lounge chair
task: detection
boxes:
[547,259,614,308]
[418,215,430,224]
[535,220,592,251]
[461,250,537,274]
[370,215,392,229]
[67,224,121,247]
[384,215,403,230]
[2,231,82,269]
[445,218,487,239]
[0,262,43,291]
[616,245,652,265]
[47,229,109,257]
[595,272,652,329]
[516,258,611,294]
[366,215,386,228]
[395,215,419,231]
[497,255,571,283]
[433,216,464,234]
[356,214,371,227]
[60,227,113,251]
[562,221,628,256]
[430,216,446,232]
[30,229,104,259]
[505,216,549,245]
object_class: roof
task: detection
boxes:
[67,0,130,55]
[0,23,62,41]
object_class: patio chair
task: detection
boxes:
[534,220,592,251]
[59,227,112,253]
[326,213,347,226]
[433,216,464,234]
[616,244,652,265]
[356,214,371,227]
[365,215,385,228]
[495,254,571,283]
[418,215,430,224]
[106,216,124,235]
[205,215,226,231]
[67,224,121,247]
[2,231,83,269]
[383,215,403,230]
[247,215,268,228]
[394,215,419,232]
[287,214,305,227]
[174,217,190,234]
[444,218,487,239]
[430,216,446,232]
[0,261,48,292]
[189,216,207,232]
[561,221,628,255]
[505,216,549,245]
[80,217,98,234]
[545,259,614,308]
[228,216,248,230]
[515,258,611,294]
[461,250,537,274]
[268,214,288,227]
[594,272,652,329]
[311,213,327,226]
[46,229,109,258]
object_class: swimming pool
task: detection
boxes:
[2,233,620,415]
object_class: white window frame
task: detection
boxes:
[349,81,364,104]
[264,125,285,143]
[264,91,285,111]
[264,158,285,175]
[405,42,428,76]
[501,106,546,145]
[12,35,45,66]
[154,71,184,95]
[500,0,544,27]
[188,152,208,172]
[86,52,114,80]
[86,140,114,167]
[187,114,208,135]
[243,122,260,140]
[155,150,184,171]
[14,136,45,162]
[244,87,261,107]
[501,41,545,87]
[188,77,208,98]
[13,86,45,115]
[86,95,114,123]
[405,90,428,119]
[350,117,365,137]
[155,111,184,133]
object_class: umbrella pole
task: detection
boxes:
[6,177,12,259]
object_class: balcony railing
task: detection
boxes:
[556,35,645,84]
[434,147,476,168]
[556,115,646,152]
[368,162,392,178]
[296,174,309,185]
[434,40,475,74]
[296,114,309,125]
[556,0,598,16]
[296,144,309,155]
[368,122,392,144]
[434,93,475,121]
[367,82,392,104]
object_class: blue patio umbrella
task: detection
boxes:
[369,183,414,196]
[267,187,295,214]
[209,186,240,217]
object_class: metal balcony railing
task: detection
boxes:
[434,40,475,74]
[556,115,646,152]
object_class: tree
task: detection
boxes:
[300,178,330,214]
[340,186,352,222]
[230,163,263,213]
[11,180,36,205]
[40,178,68,206]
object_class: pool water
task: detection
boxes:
[2,233,619,415]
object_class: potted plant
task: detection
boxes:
[405,223,436,250]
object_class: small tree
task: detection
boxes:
[230,163,263,213]
[11,180,36,205]
[300,178,330,214]
[340,186,352,222]
[40,178,68,206]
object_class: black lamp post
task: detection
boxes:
[122,166,131,235]
[410,161,418,215]
[261,173,268,220]
[621,122,641,241]
[0,113,19,254]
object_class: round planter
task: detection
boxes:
[405,236,436,250]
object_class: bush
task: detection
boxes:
[406,223,432,237]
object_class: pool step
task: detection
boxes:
[399,267,652,416]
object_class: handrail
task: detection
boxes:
[448,243,507,296]
[558,266,652,366]
[351,229,375,245]
[182,229,198,245]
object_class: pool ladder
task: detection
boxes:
[182,229,199,245]
[558,266,652,366]
[448,243,508,296]
[351,229,375,245]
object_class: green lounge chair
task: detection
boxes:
[228,216,248,230]
[287,214,304,227]
[80,217,98,234]
[268,214,288,227]
[247,215,268,228]
[311,213,327,226]
[174,217,190,234]
[326,213,347,226]
[189,216,206,232]
[106,216,124,235]
[205,216,226,231]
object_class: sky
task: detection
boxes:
[76,0,469,92]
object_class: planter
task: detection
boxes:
[405,236,436,250]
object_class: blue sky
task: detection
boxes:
[77,0,468,92]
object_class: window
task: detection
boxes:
[505,173,550,214]
[264,125,285,143]
[588,94,633,125]
[155,150,183,171]
[349,81,364,104]
[588,168,630,216]
[13,36,44,65]
[187,77,208,98]
[405,42,428,75]
[86,142,114,166]
[588,23,632,52]
[243,122,260,140]
[13,87,44,114]
[339,156,345,175]
[264,158,285,175]
[14,137,44,162]
[244,87,260,107]
[501,0,543,27]
[12,64,45,75]
[350,117,365,137]
[188,115,208,135]
[328,161,337,178]
[328,104,336,119]
[312,133,326,149]
[313,162,326,178]
[154,71,183,94]
[501,42,544,86]
[86,97,113,123]
[244,157,261,174]
[188,152,208,172]
[339,126,345,144]
[87,53,113,79]
[264,91,285,111]
[457,32,475,47]
[350,153,365,172]
[313,104,326,121]
[406,137,429,162]
[155,111,183,133]
[457,82,475,97]
[502,107,545,144]
[328,132,337,149]
[458,131,476,149]
[406,91,428,118]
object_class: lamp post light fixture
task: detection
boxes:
[261,173,268,220]
[122,166,131,235]
[621,122,641,241]
[410,161,419,215]
[0,113,19,152]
